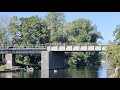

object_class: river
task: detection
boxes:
[0,61,108,78]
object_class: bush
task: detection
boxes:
[0,61,6,65]
[65,52,101,67]
[106,42,120,68]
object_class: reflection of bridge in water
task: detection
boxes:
[0,43,108,78]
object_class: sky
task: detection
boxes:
[0,12,120,44]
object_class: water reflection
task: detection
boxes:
[98,61,107,78]
[65,68,98,78]
[37,66,107,78]
[0,71,41,78]
[5,72,12,78]
[0,61,108,78]
[0,72,13,78]
[41,70,49,78]
[41,61,107,78]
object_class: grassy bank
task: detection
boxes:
[0,65,6,70]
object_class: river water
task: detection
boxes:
[0,61,108,78]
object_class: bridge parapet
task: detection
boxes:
[0,43,108,53]
[45,42,108,46]
[47,45,107,51]
[0,44,46,49]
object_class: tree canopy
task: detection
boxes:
[0,12,103,68]
[106,26,120,68]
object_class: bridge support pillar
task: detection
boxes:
[5,54,15,69]
[41,51,65,70]
[41,51,65,78]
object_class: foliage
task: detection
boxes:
[66,52,101,67]
[113,25,120,42]
[45,12,65,43]
[106,25,120,68]
[0,16,10,45]
[64,18,103,67]
[20,16,50,45]
[63,18,103,44]
[106,41,120,68]
[8,16,20,45]
[0,65,6,70]
[0,12,103,68]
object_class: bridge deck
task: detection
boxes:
[47,45,107,52]
[0,48,46,54]
[0,45,107,54]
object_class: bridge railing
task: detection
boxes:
[0,44,46,49]
[45,42,108,46]
[0,43,108,49]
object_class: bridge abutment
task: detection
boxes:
[5,54,15,69]
[41,51,65,70]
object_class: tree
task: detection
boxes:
[113,25,120,43]
[106,25,120,68]
[19,16,50,45]
[17,16,50,66]
[8,16,20,45]
[0,16,10,45]
[106,41,120,68]
[64,18,103,44]
[45,12,65,43]
[65,18,103,67]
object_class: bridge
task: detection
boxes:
[47,45,107,51]
[0,44,107,54]
[0,44,108,70]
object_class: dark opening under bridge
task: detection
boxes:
[0,44,108,70]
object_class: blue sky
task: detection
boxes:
[0,12,120,43]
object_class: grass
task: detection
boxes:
[0,65,6,70]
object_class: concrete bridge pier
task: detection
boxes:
[41,51,65,70]
[41,51,65,78]
[5,54,15,69]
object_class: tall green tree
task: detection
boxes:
[0,16,10,45]
[20,16,50,45]
[113,25,120,43]
[17,16,50,65]
[8,16,20,45]
[64,18,103,44]
[45,12,65,43]
[106,41,120,68]
[106,25,120,68]
[64,18,103,67]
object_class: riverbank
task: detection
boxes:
[0,65,25,73]
[0,69,20,73]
